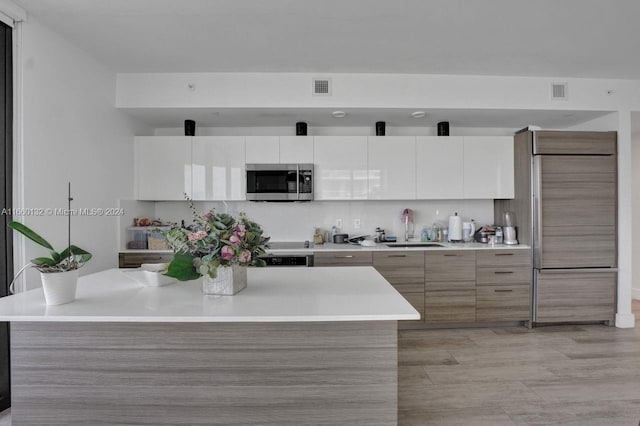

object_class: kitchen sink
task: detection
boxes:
[384,242,446,248]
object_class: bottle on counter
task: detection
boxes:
[495,226,503,244]
[313,228,324,245]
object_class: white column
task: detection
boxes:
[632,112,640,302]
[616,110,635,327]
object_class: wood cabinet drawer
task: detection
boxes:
[476,284,531,322]
[535,271,615,323]
[373,252,425,293]
[118,253,174,268]
[476,267,532,285]
[313,251,373,267]
[476,250,531,267]
[425,251,476,282]
[425,289,476,323]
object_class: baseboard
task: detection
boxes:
[632,287,640,301]
[615,312,636,328]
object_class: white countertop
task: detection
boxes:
[120,242,530,256]
[0,267,420,323]
[267,241,530,254]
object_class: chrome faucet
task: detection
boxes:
[402,209,414,242]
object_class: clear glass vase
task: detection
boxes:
[202,264,247,295]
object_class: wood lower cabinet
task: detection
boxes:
[312,248,533,327]
[476,249,532,322]
[476,284,530,322]
[373,252,424,323]
[313,251,372,267]
[425,251,476,281]
[425,281,476,323]
[119,252,174,268]
[373,252,424,293]
[424,251,476,324]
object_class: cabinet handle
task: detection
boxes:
[334,255,354,258]
[141,257,163,261]
[444,254,458,257]
[495,253,514,256]
[494,271,514,275]
[387,254,407,258]
[494,289,514,292]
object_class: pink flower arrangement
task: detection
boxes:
[239,250,251,263]
[163,205,270,281]
[187,231,207,241]
[221,245,235,261]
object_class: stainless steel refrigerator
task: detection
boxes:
[497,130,617,325]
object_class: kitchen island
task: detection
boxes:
[0,267,418,426]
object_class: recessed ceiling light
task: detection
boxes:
[332,111,346,118]
[411,111,426,118]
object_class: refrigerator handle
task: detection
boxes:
[533,155,542,270]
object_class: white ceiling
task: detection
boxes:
[14,0,640,78]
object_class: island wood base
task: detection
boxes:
[11,321,398,425]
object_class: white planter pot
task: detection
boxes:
[202,265,247,295]
[40,269,78,305]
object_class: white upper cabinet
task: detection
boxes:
[279,136,314,163]
[191,136,246,201]
[463,136,514,199]
[367,136,416,200]
[416,136,464,199]
[134,134,514,201]
[314,136,368,200]
[245,136,279,164]
[135,136,192,201]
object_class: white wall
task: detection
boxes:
[632,112,640,300]
[566,112,619,131]
[117,72,640,111]
[17,17,151,288]
[150,200,494,244]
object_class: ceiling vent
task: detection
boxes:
[551,82,568,100]
[312,78,331,96]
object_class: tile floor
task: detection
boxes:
[398,299,640,425]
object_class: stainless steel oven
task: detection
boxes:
[246,164,313,201]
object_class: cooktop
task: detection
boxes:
[266,241,313,250]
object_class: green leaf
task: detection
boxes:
[8,221,54,250]
[164,253,200,281]
[255,259,267,267]
[50,251,62,263]
[60,245,92,260]
[212,221,227,230]
[31,257,57,266]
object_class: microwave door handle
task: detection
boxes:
[297,164,301,200]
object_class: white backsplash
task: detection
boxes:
[145,199,494,244]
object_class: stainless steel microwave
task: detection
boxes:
[246,164,314,201]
